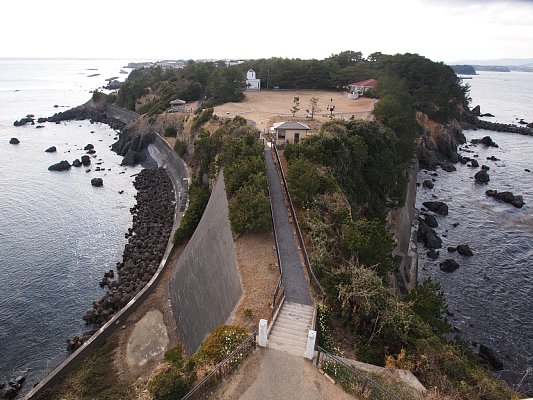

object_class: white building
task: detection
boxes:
[246,69,261,91]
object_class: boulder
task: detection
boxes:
[487,155,500,161]
[48,160,71,171]
[72,159,82,167]
[479,344,503,370]
[447,246,457,252]
[474,169,490,183]
[86,149,96,155]
[91,178,103,187]
[423,179,434,189]
[427,249,439,260]
[424,214,438,228]
[422,201,448,215]
[121,150,143,166]
[13,117,34,126]
[45,146,57,153]
[81,155,91,166]
[8,375,25,390]
[417,218,442,249]
[486,190,524,208]
[469,159,479,168]
[481,165,490,170]
[440,259,459,272]
[84,144,94,150]
[457,244,474,256]
[4,387,18,399]
[471,105,481,116]
[471,136,498,148]
[37,117,47,123]
[9,137,20,144]
[512,195,524,208]
[440,163,456,172]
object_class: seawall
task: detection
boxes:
[389,158,419,294]
[25,134,188,399]
[168,170,243,355]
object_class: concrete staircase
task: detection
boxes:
[268,302,314,357]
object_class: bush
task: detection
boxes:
[174,139,187,157]
[192,107,214,130]
[195,325,249,366]
[148,364,195,400]
[173,182,210,244]
[229,179,271,234]
[164,126,178,137]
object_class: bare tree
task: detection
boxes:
[307,97,321,120]
[290,96,300,117]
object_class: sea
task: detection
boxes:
[0,58,143,395]
[416,71,533,395]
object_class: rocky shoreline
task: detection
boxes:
[66,167,175,351]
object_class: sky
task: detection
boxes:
[1,0,532,63]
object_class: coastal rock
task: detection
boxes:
[424,214,438,228]
[84,144,94,150]
[37,117,47,123]
[9,137,20,144]
[440,259,459,272]
[48,160,71,171]
[81,155,91,166]
[423,179,434,189]
[4,387,18,399]
[86,149,96,155]
[45,146,57,153]
[474,169,490,183]
[440,163,456,172]
[427,249,439,260]
[479,344,503,371]
[486,190,525,208]
[471,105,481,116]
[480,113,495,118]
[91,178,103,187]
[8,375,25,391]
[447,246,457,252]
[72,159,82,167]
[471,136,498,148]
[13,116,34,126]
[121,150,142,166]
[417,218,442,249]
[487,156,500,161]
[481,165,490,170]
[422,201,448,215]
[469,159,479,168]
[457,244,474,256]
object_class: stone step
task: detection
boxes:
[279,308,313,320]
[274,316,311,331]
[270,327,308,344]
[269,333,307,351]
[271,323,308,337]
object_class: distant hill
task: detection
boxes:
[473,65,511,72]
[450,65,477,75]
[450,58,533,66]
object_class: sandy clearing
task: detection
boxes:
[214,90,375,132]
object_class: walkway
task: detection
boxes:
[264,147,312,305]
[212,348,354,400]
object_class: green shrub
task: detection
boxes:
[229,180,271,234]
[174,139,187,157]
[148,364,195,400]
[195,325,249,366]
[164,126,178,137]
[192,107,214,130]
[173,182,210,244]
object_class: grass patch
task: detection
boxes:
[33,340,133,400]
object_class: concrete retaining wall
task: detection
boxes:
[25,134,188,399]
[168,170,243,355]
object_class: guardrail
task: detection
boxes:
[181,332,257,400]
[271,145,326,300]
[315,346,401,400]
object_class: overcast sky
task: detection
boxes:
[1,0,532,63]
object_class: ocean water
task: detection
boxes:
[0,59,142,394]
[417,71,533,394]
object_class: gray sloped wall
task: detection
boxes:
[168,170,242,354]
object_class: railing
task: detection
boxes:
[315,346,401,400]
[181,332,258,400]
[271,145,326,300]
[269,277,285,327]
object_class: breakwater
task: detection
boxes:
[25,133,188,399]
[464,116,533,136]
[168,170,243,355]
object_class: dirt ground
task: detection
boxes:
[228,232,280,332]
[213,90,375,132]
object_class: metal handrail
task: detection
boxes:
[271,146,326,299]
[181,332,258,400]
[315,346,401,400]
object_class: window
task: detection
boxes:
[277,129,285,139]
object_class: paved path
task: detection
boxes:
[213,348,354,400]
[264,147,312,305]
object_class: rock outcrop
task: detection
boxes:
[440,259,459,272]
[474,169,490,183]
[9,138,19,144]
[422,201,449,215]
[91,178,103,187]
[486,190,525,208]
[45,146,57,153]
[48,160,71,171]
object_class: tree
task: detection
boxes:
[229,181,271,234]
[290,96,300,117]
[307,97,321,120]
[328,50,363,67]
